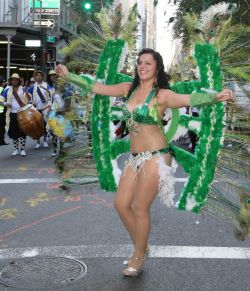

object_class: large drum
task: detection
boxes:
[17,104,44,139]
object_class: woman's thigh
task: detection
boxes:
[114,165,137,208]
[133,154,171,210]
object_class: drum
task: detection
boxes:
[17,104,44,139]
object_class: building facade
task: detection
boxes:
[0,0,76,80]
[155,0,178,70]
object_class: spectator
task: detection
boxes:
[0,76,9,145]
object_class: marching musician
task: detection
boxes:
[28,70,51,149]
[0,73,29,156]
[0,76,9,146]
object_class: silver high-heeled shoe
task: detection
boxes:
[122,256,145,277]
[123,248,150,266]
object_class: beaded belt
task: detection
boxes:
[127,146,171,171]
[132,146,170,157]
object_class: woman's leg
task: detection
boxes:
[114,166,137,244]
[129,154,171,267]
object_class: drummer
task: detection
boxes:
[0,73,29,156]
[28,70,51,149]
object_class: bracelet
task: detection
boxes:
[67,72,95,93]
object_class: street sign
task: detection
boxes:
[30,0,60,9]
[31,8,60,15]
[34,19,55,28]
[25,40,41,47]
[30,0,60,15]
[47,36,56,43]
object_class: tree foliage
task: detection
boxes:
[62,1,138,73]
[64,0,114,31]
[167,0,250,82]
[169,0,250,46]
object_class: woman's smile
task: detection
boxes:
[137,53,157,80]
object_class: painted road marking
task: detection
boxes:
[0,178,98,184]
[0,178,188,184]
[0,245,249,260]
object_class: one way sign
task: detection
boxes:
[34,19,55,28]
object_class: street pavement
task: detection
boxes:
[0,135,249,291]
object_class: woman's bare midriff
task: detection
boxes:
[129,124,167,153]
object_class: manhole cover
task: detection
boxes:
[0,256,87,289]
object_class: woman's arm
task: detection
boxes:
[56,64,131,97]
[160,88,234,109]
[93,81,131,97]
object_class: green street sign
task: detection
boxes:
[47,36,56,43]
[30,0,60,9]
[30,0,60,15]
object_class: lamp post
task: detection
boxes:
[36,0,47,76]
[1,29,16,81]
[2,9,16,81]
[6,34,12,80]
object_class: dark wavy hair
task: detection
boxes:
[127,48,170,99]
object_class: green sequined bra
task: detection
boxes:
[121,88,162,128]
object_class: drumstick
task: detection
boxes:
[39,85,54,101]
[25,81,32,102]
[13,87,26,107]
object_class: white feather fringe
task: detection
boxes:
[171,126,188,142]
[163,108,188,142]
[118,42,128,72]
[157,156,178,207]
[112,158,122,186]
[189,120,201,132]
[185,195,199,211]
[109,121,117,141]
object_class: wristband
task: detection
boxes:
[190,92,218,107]
[67,72,95,93]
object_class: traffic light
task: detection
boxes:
[82,1,92,11]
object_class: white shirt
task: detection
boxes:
[30,82,50,110]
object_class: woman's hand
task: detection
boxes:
[55,64,68,79]
[215,89,235,103]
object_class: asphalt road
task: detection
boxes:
[0,135,249,291]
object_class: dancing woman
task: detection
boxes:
[56,48,234,277]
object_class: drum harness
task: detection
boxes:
[12,87,26,107]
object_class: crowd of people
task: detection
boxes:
[0,70,77,157]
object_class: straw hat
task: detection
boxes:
[48,69,57,76]
[9,73,21,80]
[9,73,22,84]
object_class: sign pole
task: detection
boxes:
[41,27,47,77]
[6,35,11,81]
[38,0,47,77]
